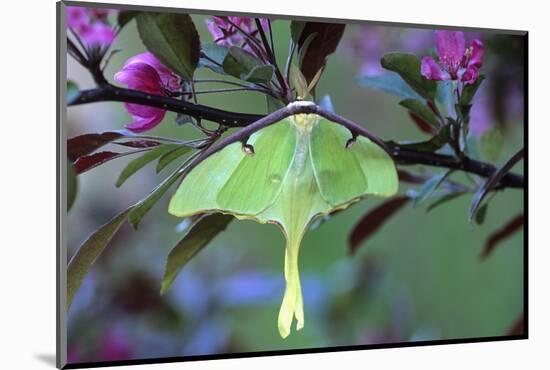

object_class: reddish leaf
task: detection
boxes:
[506,314,525,336]
[481,213,524,259]
[115,140,161,148]
[398,169,427,184]
[74,151,122,174]
[67,131,125,162]
[297,22,346,84]
[409,112,436,134]
[348,196,410,255]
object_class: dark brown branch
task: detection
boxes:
[390,148,524,189]
[70,84,264,127]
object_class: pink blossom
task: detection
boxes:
[67,6,88,29]
[78,22,116,47]
[66,6,117,48]
[206,16,270,53]
[114,52,181,133]
[420,30,483,84]
[89,8,112,20]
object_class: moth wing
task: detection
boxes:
[309,118,368,206]
[217,118,297,215]
[168,141,244,217]
[352,136,399,197]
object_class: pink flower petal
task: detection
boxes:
[124,52,181,91]
[435,30,465,74]
[420,56,448,81]
[79,22,115,47]
[89,8,114,20]
[124,109,166,133]
[114,52,182,132]
[124,102,163,119]
[468,39,484,68]
[67,6,89,29]
[114,62,164,92]
[205,18,225,41]
[460,66,479,84]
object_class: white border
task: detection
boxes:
[3,0,546,369]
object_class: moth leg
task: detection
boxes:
[240,136,255,155]
[345,130,358,149]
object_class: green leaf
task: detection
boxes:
[460,74,485,106]
[356,73,422,100]
[128,166,185,229]
[67,208,132,310]
[67,160,77,211]
[136,12,200,80]
[297,32,317,66]
[475,203,488,225]
[160,213,233,294]
[116,144,178,187]
[156,145,192,173]
[117,10,138,29]
[169,114,398,338]
[480,127,503,162]
[413,170,453,207]
[198,42,229,74]
[290,21,306,44]
[290,64,308,99]
[390,124,450,152]
[266,95,285,113]
[67,80,79,104]
[399,99,439,128]
[222,46,274,83]
[381,53,437,101]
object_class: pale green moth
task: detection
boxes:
[169,106,398,338]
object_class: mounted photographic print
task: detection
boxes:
[57,1,527,368]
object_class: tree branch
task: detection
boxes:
[70,84,264,127]
[68,86,524,190]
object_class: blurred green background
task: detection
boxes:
[66,11,524,363]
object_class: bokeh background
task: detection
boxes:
[66,9,525,364]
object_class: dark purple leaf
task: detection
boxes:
[348,196,410,255]
[398,169,427,184]
[481,213,524,259]
[506,314,524,336]
[297,22,346,85]
[67,131,125,162]
[74,151,122,174]
[115,140,161,148]
[469,148,524,222]
[409,111,437,135]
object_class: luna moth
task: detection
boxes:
[168,101,398,338]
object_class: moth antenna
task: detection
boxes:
[345,131,358,149]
